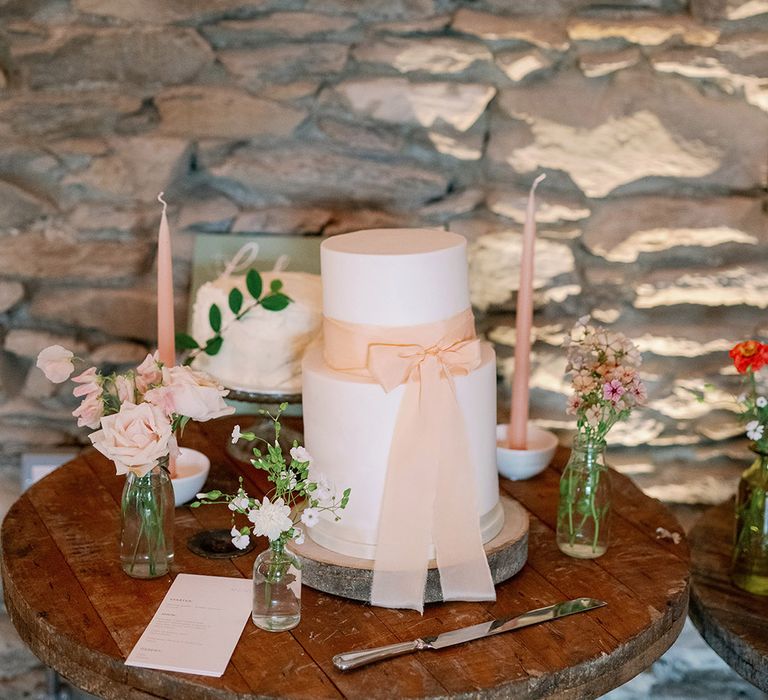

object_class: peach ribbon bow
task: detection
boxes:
[323,309,496,612]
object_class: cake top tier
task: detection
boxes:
[321,228,471,326]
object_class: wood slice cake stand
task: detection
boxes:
[291,494,528,603]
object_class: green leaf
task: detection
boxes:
[270,278,283,293]
[177,415,191,435]
[175,332,200,350]
[173,414,191,435]
[246,269,263,299]
[261,293,291,312]
[189,501,201,508]
[204,336,223,356]
[228,287,243,314]
[209,304,222,333]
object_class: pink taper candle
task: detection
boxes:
[156,192,175,367]
[508,174,546,449]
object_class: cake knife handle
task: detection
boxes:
[333,639,427,671]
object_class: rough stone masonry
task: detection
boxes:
[0,0,766,510]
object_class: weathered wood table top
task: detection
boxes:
[2,417,689,699]
[689,498,768,691]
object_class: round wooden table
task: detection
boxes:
[2,417,689,699]
[689,498,768,691]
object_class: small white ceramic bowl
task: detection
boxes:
[171,447,211,506]
[496,423,559,481]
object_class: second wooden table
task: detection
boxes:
[689,498,768,692]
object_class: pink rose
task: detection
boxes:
[145,366,234,422]
[89,402,173,476]
[36,345,75,383]
[135,352,162,394]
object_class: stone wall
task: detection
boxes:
[1,0,767,506]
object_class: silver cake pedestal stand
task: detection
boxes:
[224,386,303,463]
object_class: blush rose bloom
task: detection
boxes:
[90,402,174,476]
[36,345,75,383]
[145,366,234,422]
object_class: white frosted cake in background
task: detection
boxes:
[191,271,322,392]
[302,228,504,559]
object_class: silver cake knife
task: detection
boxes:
[333,597,606,671]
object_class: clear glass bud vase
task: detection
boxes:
[252,540,301,632]
[120,463,174,579]
[556,436,611,559]
[732,450,768,595]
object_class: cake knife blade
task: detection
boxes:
[332,597,606,671]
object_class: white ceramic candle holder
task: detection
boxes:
[171,447,211,506]
[496,423,558,481]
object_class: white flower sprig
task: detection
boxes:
[193,403,350,550]
[564,316,646,443]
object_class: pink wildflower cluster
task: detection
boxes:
[564,316,646,441]
[36,346,234,476]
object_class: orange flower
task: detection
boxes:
[729,340,768,374]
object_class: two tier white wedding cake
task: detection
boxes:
[302,228,504,608]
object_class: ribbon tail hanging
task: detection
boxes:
[370,355,494,612]
[370,378,439,613]
[433,374,496,602]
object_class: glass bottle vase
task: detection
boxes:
[731,450,768,595]
[252,540,302,632]
[556,436,611,559]
[120,463,175,579]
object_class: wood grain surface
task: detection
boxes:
[689,498,768,692]
[1,417,690,699]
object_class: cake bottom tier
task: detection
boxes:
[302,342,504,560]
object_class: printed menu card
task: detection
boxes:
[126,573,252,677]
